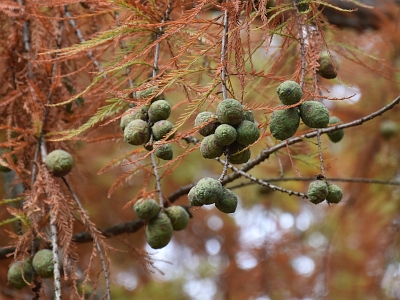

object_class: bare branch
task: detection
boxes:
[220,2,229,99]
[316,130,325,176]
[227,176,400,190]
[293,0,306,87]
[216,158,308,198]
[151,0,174,206]
[62,178,111,300]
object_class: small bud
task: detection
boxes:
[380,120,399,139]
[7,259,34,290]
[200,134,224,159]
[195,112,220,136]
[242,110,255,122]
[152,120,174,141]
[188,185,203,206]
[228,143,251,164]
[134,198,160,220]
[32,249,54,278]
[326,184,343,204]
[317,52,339,79]
[269,107,300,140]
[124,119,151,145]
[148,100,171,122]
[120,105,149,131]
[214,124,237,146]
[154,143,173,160]
[145,212,173,249]
[165,206,190,230]
[307,180,329,204]
[194,177,223,205]
[276,81,302,105]
[235,120,260,146]
[215,188,238,213]
[327,116,344,143]
[299,101,330,128]
[216,99,244,126]
[45,150,74,177]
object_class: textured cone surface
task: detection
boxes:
[269,108,300,140]
[242,110,255,122]
[165,206,190,230]
[317,52,338,79]
[148,100,171,122]
[7,260,34,290]
[235,120,260,146]
[45,149,74,177]
[188,185,203,206]
[308,180,329,204]
[200,134,224,159]
[120,112,136,132]
[155,144,173,160]
[327,116,344,143]
[326,184,343,204]
[228,145,251,164]
[195,112,219,136]
[299,101,330,128]
[32,249,54,278]
[276,80,302,105]
[134,198,160,220]
[194,177,223,205]
[216,99,244,125]
[214,124,237,146]
[145,212,173,249]
[380,120,399,139]
[120,106,149,131]
[124,119,151,145]
[215,188,238,213]
[152,120,174,140]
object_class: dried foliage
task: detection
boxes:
[0,0,399,299]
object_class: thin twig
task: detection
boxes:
[32,18,64,300]
[115,11,135,100]
[221,94,400,186]
[38,70,63,300]
[43,172,62,300]
[2,172,400,262]
[275,152,284,177]
[216,158,308,198]
[316,130,325,176]
[218,152,230,182]
[17,2,63,297]
[151,144,164,206]
[220,2,229,99]
[227,177,400,190]
[151,0,174,206]
[167,94,400,202]
[63,6,106,79]
[293,0,307,87]
[62,178,111,300]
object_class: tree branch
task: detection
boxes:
[220,1,229,99]
[62,178,111,300]
[227,176,400,190]
[169,94,400,201]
